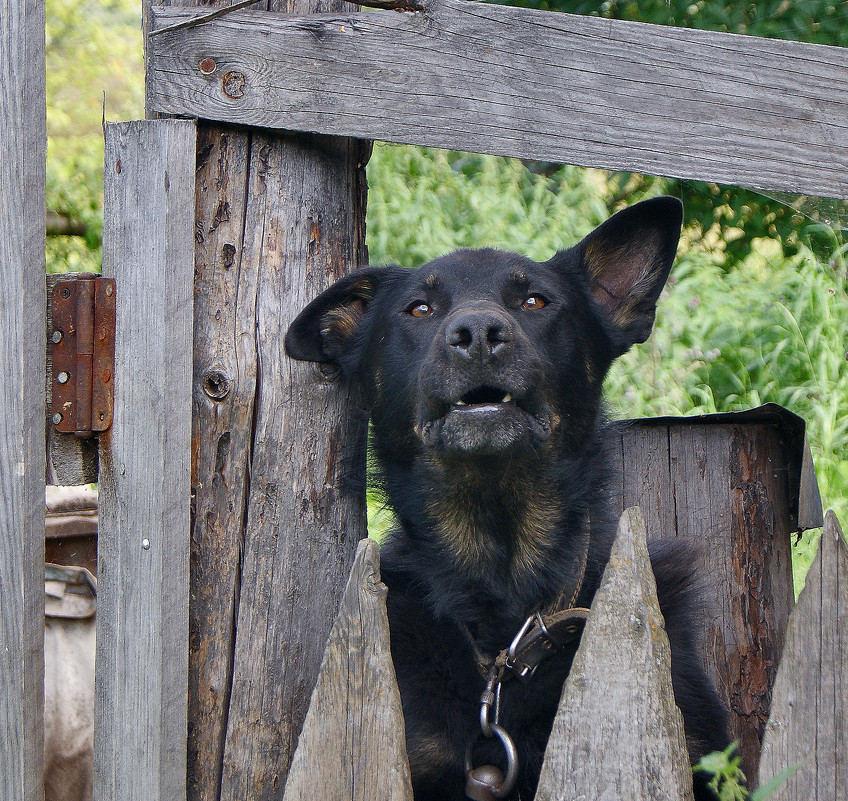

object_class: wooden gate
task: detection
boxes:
[2,1,846,800]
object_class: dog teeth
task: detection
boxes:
[453,394,513,408]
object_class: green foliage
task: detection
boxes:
[46,0,143,272]
[500,0,848,46]
[693,740,804,801]
[693,742,748,801]
[366,145,614,266]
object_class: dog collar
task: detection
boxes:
[463,514,592,799]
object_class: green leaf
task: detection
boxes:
[751,758,807,801]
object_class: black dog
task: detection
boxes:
[286,196,729,800]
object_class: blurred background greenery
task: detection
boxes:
[47,0,846,590]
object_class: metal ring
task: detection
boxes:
[464,724,520,799]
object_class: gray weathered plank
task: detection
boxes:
[282,538,413,801]
[757,510,848,800]
[0,0,46,798]
[535,507,694,801]
[148,0,848,199]
[94,119,196,801]
[184,119,257,801]
[217,126,370,801]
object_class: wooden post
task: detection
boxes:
[608,406,816,780]
[535,507,695,801]
[95,119,196,801]
[282,539,413,801]
[0,0,46,798]
[757,510,848,800]
[157,4,370,800]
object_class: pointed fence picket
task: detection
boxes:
[534,507,695,801]
[757,510,848,800]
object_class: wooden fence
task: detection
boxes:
[283,506,848,801]
[1,1,847,800]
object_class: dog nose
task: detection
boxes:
[445,309,512,363]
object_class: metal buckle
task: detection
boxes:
[504,612,565,681]
[504,614,537,680]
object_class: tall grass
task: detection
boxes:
[365,143,847,586]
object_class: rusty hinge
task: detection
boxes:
[51,275,116,438]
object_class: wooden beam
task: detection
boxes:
[757,510,848,800]
[148,0,848,199]
[95,119,196,801]
[535,507,695,801]
[282,539,413,801]
[172,2,371,799]
[215,125,370,801]
[608,406,809,781]
[0,0,46,798]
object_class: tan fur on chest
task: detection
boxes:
[423,470,562,580]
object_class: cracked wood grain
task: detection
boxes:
[282,539,413,801]
[95,119,196,801]
[162,4,371,800]
[149,0,848,198]
[757,510,848,800]
[0,0,46,797]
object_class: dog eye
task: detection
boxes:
[522,295,547,311]
[408,302,434,318]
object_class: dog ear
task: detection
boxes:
[285,266,390,363]
[558,196,682,350]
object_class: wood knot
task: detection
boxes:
[203,370,231,401]
[221,71,246,99]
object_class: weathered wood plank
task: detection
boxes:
[148,0,848,199]
[184,120,257,801]
[535,506,694,801]
[282,539,413,801]
[757,510,848,799]
[163,4,371,798]
[612,423,677,547]
[95,119,196,801]
[217,126,370,801]
[0,0,46,797]
[675,422,794,780]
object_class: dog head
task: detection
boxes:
[286,196,682,463]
